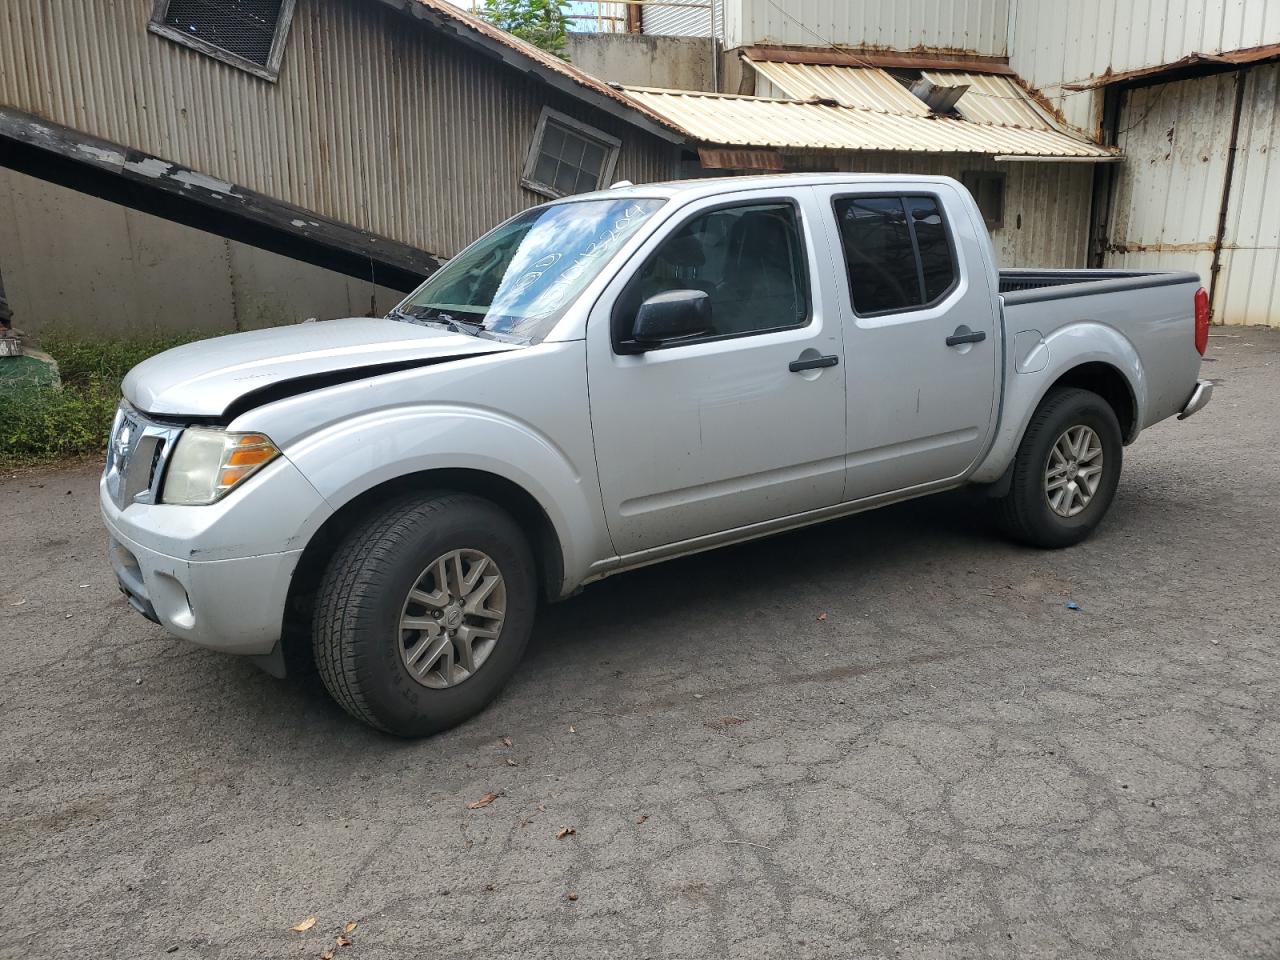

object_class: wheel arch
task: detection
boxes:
[281,468,567,669]
[1043,361,1138,442]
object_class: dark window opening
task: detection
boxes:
[961,171,1006,229]
[833,195,958,316]
[150,0,295,79]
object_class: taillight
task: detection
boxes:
[1194,287,1210,356]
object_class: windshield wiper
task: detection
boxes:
[388,305,467,334]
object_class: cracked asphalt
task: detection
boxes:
[3,330,1279,960]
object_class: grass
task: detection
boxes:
[0,333,201,468]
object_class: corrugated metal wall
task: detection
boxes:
[1103,63,1280,327]
[1009,0,1280,136]
[0,0,677,259]
[723,0,1010,56]
[642,0,718,38]
[1212,62,1280,326]
[785,152,1092,268]
[1103,73,1237,291]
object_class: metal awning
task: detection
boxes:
[745,57,1065,133]
[748,59,930,116]
[620,87,1119,161]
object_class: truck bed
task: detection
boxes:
[999,268,1203,433]
[999,268,1196,302]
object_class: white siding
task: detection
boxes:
[1009,0,1280,136]
[723,0,1009,56]
[1215,62,1280,326]
[642,0,718,38]
[1102,63,1280,327]
[1103,73,1238,292]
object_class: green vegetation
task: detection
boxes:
[481,0,571,58]
[0,333,199,468]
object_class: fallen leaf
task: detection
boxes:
[343,921,358,933]
[635,814,648,825]
[568,725,576,734]
[321,951,334,960]
[567,891,578,901]
[500,736,513,748]
[467,791,501,809]
[705,716,745,730]
[505,758,518,767]
[555,826,576,839]
[336,935,352,947]
[291,916,317,933]
[816,612,828,621]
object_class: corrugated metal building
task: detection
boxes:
[1007,0,1280,326]
[0,0,682,334]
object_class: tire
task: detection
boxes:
[313,492,537,737]
[996,387,1123,549]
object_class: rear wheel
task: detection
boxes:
[996,387,1123,548]
[313,492,537,736]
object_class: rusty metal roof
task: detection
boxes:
[748,59,931,116]
[620,87,1118,159]
[920,71,1060,130]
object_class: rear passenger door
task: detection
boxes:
[815,184,1000,500]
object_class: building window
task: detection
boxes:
[522,108,621,199]
[961,171,1006,229]
[149,0,297,81]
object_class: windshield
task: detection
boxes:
[393,197,665,342]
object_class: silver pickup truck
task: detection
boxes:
[102,174,1212,736]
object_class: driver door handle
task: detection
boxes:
[946,327,987,347]
[789,354,840,372]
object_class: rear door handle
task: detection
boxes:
[789,354,840,372]
[946,327,987,347]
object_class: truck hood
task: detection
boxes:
[123,317,520,419]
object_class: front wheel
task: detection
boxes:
[313,492,537,737]
[996,387,1124,549]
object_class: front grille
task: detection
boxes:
[104,403,184,509]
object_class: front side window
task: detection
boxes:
[149,0,296,80]
[393,198,664,344]
[833,195,957,316]
[523,109,621,199]
[613,201,810,349]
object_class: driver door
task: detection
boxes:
[586,190,848,558]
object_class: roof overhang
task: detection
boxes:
[740,45,1016,76]
[1063,42,1280,90]
[622,87,1120,161]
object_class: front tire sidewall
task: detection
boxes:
[325,497,536,737]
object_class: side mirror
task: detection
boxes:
[631,289,711,347]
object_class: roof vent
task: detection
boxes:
[910,78,969,114]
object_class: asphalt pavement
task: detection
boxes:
[2,329,1278,959]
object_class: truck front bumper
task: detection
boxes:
[1178,379,1214,420]
[100,457,331,656]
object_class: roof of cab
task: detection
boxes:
[564,172,967,204]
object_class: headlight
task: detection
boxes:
[161,428,280,505]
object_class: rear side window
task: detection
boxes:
[833,195,957,315]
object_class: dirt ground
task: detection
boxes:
[2,329,1278,960]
